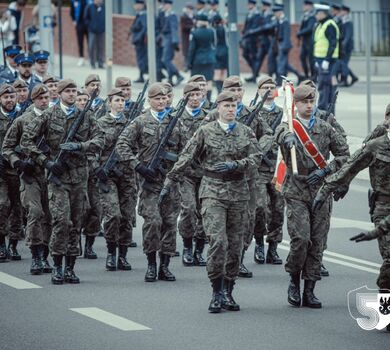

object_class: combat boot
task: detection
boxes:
[254,239,265,264]
[105,242,117,271]
[238,249,253,278]
[84,236,97,259]
[41,245,52,273]
[30,245,43,275]
[320,263,329,277]
[8,239,21,260]
[117,245,132,270]
[64,256,80,284]
[158,253,176,281]
[51,255,64,285]
[182,237,194,266]
[287,273,301,307]
[208,277,223,313]
[266,242,283,264]
[193,238,206,266]
[302,280,322,308]
[145,252,157,282]
[0,236,9,262]
[221,278,240,311]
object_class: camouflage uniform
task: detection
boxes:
[166,120,262,283]
[20,103,104,258]
[318,134,390,289]
[275,117,349,282]
[315,108,346,139]
[0,109,24,260]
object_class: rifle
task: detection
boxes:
[47,89,98,186]
[322,90,339,122]
[143,96,189,188]
[244,89,270,127]
[249,91,259,107]
[97,80,149,193]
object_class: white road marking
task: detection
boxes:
[0,271,42,289]
[330,217,374,231]
[70,307,151,331]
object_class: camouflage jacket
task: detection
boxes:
[315,108,346,139]
[90,97,108,120]
[166,120,263,201]
[115,109,185,189]
[363,122,388,143]
[0,109,19,176]
[2,108,46,178]
[20,104,104,184]
[374,214,390,237]
[320,133,390,198]
[275,116,350,202]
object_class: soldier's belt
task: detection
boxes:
[204,170,244,181]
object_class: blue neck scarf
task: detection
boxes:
[92,97,102,110]
[124,100,131,110]
[165,106,172,114]
[157,110,167,122]
[191,107,201,117]
[64,105,76,117]
[4,108,18,120]
[227,122,236,133]
[308,110,316,130]
[264,102,276,112]
[236,103,244,118]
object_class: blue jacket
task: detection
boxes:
[0,66,18,85]
[84,3,105,34]
[187,27,216,67]
[243,8,262,35]
[277,17,292,51]
[162,11,179,45]
[131,11,147,46]
[297,10,316,44]
[70,0,88,24]
[341,17,354,52]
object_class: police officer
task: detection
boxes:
[0,44,22,84]
[0,84,24,262]
[313,4,339,110]
[161,91,262,313]
[196,0,208,16]
[2,84,52,275]
[241,0,261,83]
[297,1,316,79]
[33,50,50,82]
[14,52,39,92]
[161,0,184,86]
[207,0,219,22]
[130,0,148,83]
[20,79,104,285]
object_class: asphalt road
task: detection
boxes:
[0,175,388,350]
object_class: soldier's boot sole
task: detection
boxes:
[302,300,322,308]
[266,255,283,265]
[144,276,157,282]
[51,277,64,285]
[30,268,43,275]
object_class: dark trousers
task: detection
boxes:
[254,44,269,76]
[276,48,289,85]
[162,41,179,79]
[88,32,105,68]
[135,44,148,75]
[76,22,89,58]
[300,41,314,78]
[316,59,335,110]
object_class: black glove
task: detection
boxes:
[14,160,34,176]
[212,161,238,173]
[283,133,298,149]
[135,164,157,182]
[94,166,108,182]
[306,167,331,185]
[44,160,65,177]
[59,142,82,152]
[312,191,327,211]
[350,231,377,242]
[333,185,349,201]
[158,186,170,205]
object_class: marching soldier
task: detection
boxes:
[20,79,104,284]
[0,84,24,262]
[253,76,284,265]
[43,74,60,107]
[33,50,50,83]
[161,91,262,313]
[75,88,89,110]
[297,1,316,79]
[115,77,135,116]
[177,82,208,267]
[275,85,349,308]
[95,88,136,271]
[130,0,148,83]
[13,79,30,111]
[115,83,184,282]
[0,44,22,84]
[188,74,213,110]
[85,74,106,119]
[2,84,52,275]
[363,104,390,143]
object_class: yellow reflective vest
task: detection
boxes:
[313,18,339,59]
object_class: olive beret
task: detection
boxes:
[300,79,317,89]
[31,84,49,100]
[107,88,125,98]
[42,74,60,85]
[188,74,206,83]
[84,74,101,86]
[257,75,276,88]
[216,91,238,104]
[57,79,77,94]
[115,76,131,88]
[222,75,243,89]
[162,82,173,94]
[183,82,201,95]
[293,85,316,102]
[0,84,16,97]
[148,83,168,98]
[77,88,90,97]
[13,79,28,89]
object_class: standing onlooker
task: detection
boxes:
[187,14,216,100]
[0,9,17,57]
[130,0,148,83]
[70,0,89,67]
[84,0,105,69]
[211,14,227,94]
[180,3,195,71]
[161,0,184,86]
[8,0,26,45]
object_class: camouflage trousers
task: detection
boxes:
[48,180,88,256]
[100,176,136,246]
[178,176,206,240]
[20,177,51,246]
[284,196,331,281]
[201,198,247,281]
[0,174,23,240]
[83,175,102,237]
[243,176,257,249]
[373,201,390,289]
[254,172,284,244]
[138,185,178,256]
